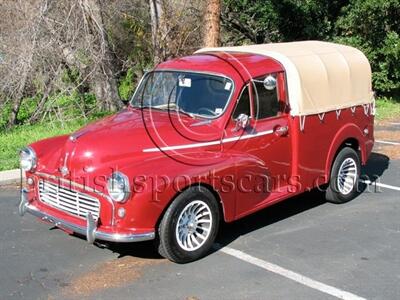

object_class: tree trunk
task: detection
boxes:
[7,36,36,128]
[203,0,221,47]
[7,65,30,127]
[149,0,166,64]
[80,0,123,111]
[91,65,121,111]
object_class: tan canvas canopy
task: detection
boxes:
[196,41,374,116]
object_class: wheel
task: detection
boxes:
[326,147,361,204]
[157,186,220,263]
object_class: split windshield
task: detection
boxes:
[131,71,234,118]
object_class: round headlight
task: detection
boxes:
[107,172,130,203]
[20,147,37,172]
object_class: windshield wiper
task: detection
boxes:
[176,108,196,119]
[133,104,196,119]
[136,105,165,111]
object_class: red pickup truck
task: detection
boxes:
[19,41,374,263]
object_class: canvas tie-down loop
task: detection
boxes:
[336,109,342,119]
[318,112,325,122]
[299,115,306,132]
[371,99,376,116]
[350,106,356,115]
[363,104,370,116]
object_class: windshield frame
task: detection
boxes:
[129,69,236,120]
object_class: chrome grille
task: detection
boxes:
[38,180,100,219]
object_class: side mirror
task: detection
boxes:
[234,113,250,131]
[263,75,277,90]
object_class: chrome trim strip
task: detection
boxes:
[35,172,116,226]
[19,190,155,243]
[143,129,274,153]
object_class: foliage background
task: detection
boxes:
[0,0,399,170]
[223,0,400,99]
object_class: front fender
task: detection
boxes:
[115,151,266,229]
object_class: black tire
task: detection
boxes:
[326,147,361,204]
[157,186,220,263]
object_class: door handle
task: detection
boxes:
[275,125,288,136]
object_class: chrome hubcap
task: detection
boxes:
[176,200,212,251]
[337,157,358,195]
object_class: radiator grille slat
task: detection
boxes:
[38,181,100,219]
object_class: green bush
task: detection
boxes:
[0,102,12,129]
[17,96,39,124]
[118,68,135,100]
[41,91,100,121]
[336,0,400,95]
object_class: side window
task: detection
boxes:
[253,74,279,120]
[232,85,251,119]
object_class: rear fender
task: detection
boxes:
[324,123,366,180]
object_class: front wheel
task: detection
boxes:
[157,186,220,263]
[326,147,361,204]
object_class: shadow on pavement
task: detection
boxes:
[214,151,390,252]
[215,189,326,250]
[106,240,162,259]
[361,152,390,182]
[71,234,162,260]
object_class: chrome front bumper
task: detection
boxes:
[19,189,155,243]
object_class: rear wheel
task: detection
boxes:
[326,147,361,204]
[157,186,220,263]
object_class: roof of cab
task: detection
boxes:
[196,41,374,116]
[156,52,284,82]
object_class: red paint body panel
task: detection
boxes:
[294,107,374,191]
[25,52,374,238]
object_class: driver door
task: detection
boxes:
[224,73,292,217]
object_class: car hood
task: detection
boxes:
[34,108,224,178]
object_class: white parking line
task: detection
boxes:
[218,246,366,300]
[375,140,400,146]
[361,180,400,191]
[389,122,400,126]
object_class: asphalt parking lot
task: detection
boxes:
[1,141,399,299]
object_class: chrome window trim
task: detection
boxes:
[251,73,280,121]
[231,83,251,120]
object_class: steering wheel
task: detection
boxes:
[197,107,218,116]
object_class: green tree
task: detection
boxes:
[335,0,400,95]
[222,0,280,44]
[274,0,331,41]
[221,0,349,44]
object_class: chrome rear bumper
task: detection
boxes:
[19,189,155,243]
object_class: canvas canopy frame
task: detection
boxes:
[196,41,374,117]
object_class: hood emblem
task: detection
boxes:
[69,130,87,142]
[60,153,70,176]
[60,166,69,176]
